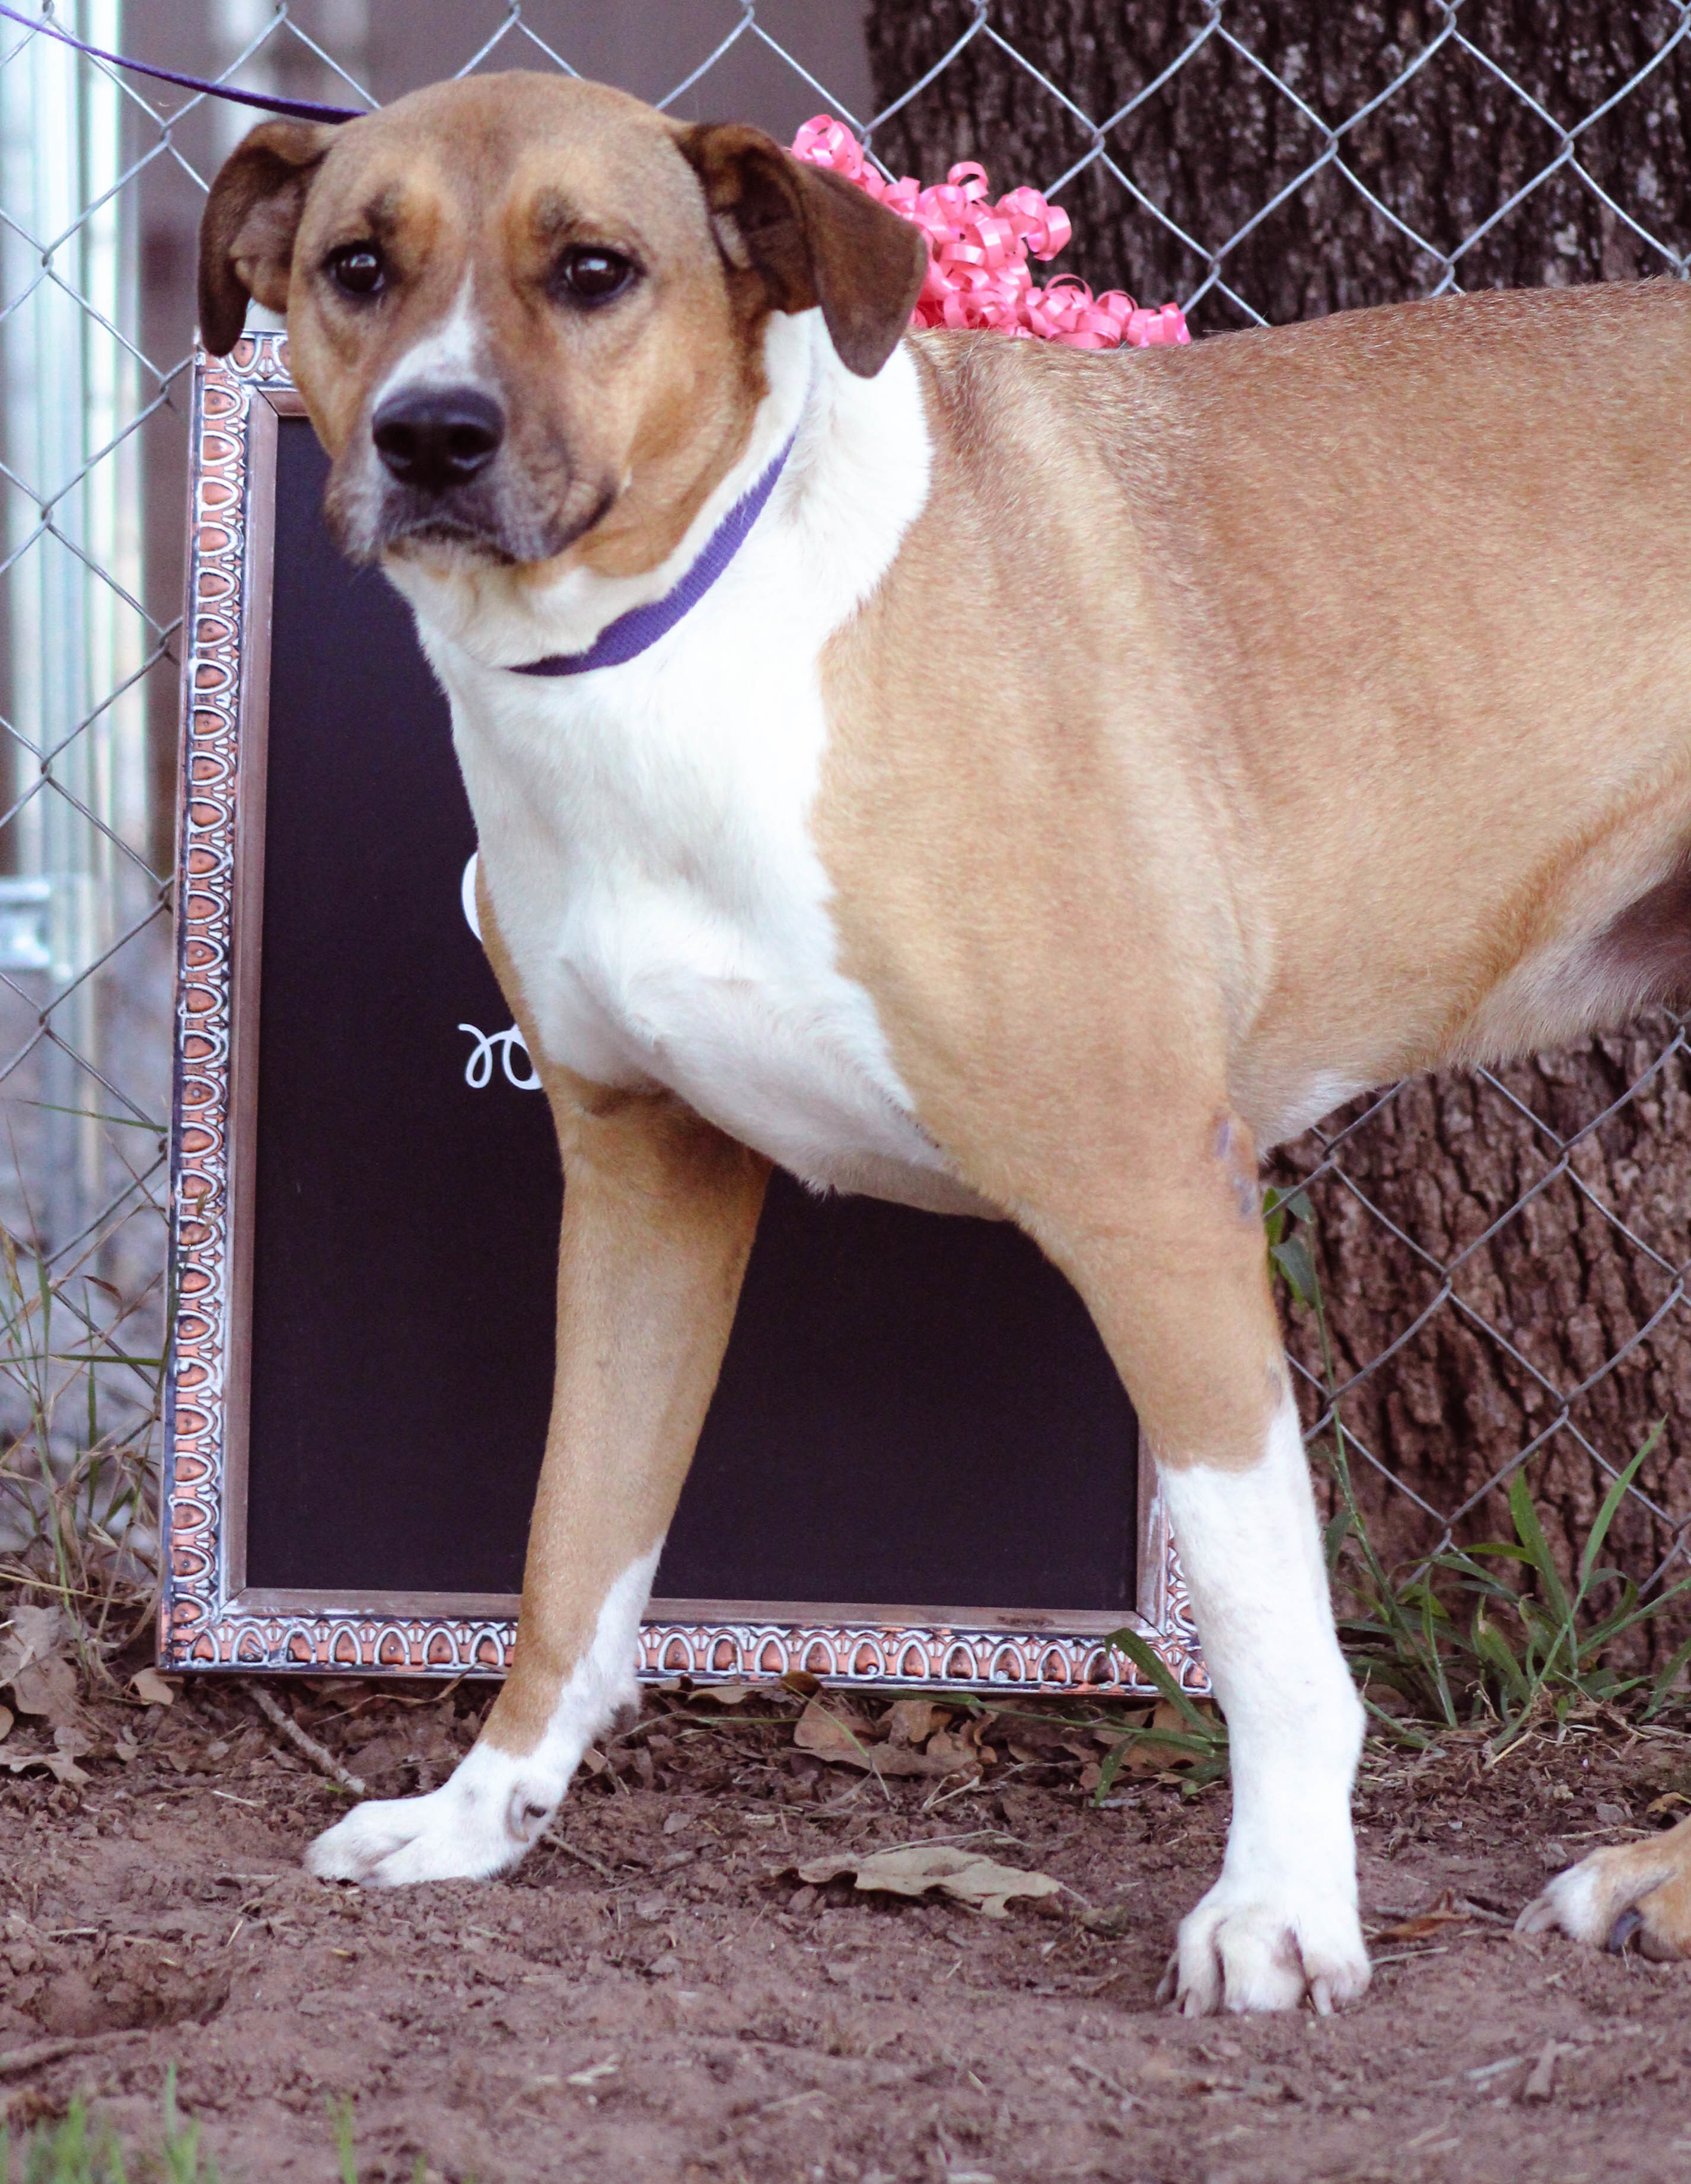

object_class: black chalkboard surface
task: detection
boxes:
[237,413,1139,1628]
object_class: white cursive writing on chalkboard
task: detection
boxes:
[457,851,541,1091]
[458,1022,543,1092]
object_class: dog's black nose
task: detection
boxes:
[371,386,505,493]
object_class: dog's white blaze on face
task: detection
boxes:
[304,1547,660,1887]
[370,269,485,412]
[402,312,991,1217]
[1157,1397,1370,2014]
[384,307,808,667]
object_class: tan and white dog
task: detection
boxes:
[196,71,1691,2011]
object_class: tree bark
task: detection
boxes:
[864,3,1691,1614]
[1269,1035,1691,1605]
[865,1,1691,331]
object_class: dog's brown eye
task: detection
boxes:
[327,244,386,298]
[555,247,636,303]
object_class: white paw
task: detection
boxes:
[1164,1874,1372,2016]
[304,1742,563,1887]
[1516,1824,1691,1960]
[1515,1855,1610,1945]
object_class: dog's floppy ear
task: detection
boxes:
[198,120,338,356]
[677,123,926,378]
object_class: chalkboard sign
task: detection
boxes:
[161,339,1203,1697]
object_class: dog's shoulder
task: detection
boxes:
[907,323,1180,456]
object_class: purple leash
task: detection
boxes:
[0,2,367,122]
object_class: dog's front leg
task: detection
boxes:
[305,1067,769,1886]
[1038,1118,1368,2014]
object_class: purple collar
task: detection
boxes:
[510,433,796,678]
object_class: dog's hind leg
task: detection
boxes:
[306,912,768,1885]
[1022,1110,1369,2014]
[1518,1812,1691,1959]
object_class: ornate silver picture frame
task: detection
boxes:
[160,336,1204,1700]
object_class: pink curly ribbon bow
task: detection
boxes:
[790,116,1189,351]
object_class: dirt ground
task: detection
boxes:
[3,1669,1690,2184]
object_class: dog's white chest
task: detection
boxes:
[422,340,974,1213]
[456,655,949,1203]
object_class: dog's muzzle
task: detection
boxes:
[332,381,608,567]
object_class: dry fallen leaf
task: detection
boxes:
[1117,1701,1203,1774]
[0,1704,12,1745]
[692,1684,757,1707]
[927,1726,995,1771]
[10,1655,79,1729]
[877,1745,977,1778]
[796,1844,1062,1918]
[7,1604,66,1661]
[793,1700,978,1779]
[130,1668,176,1708]
[1371,1889,1470,1944]
[2,1749,91,1788]
[884,1699,947,1746]
[793,1698,878,1766]
[0,1608,81,1731]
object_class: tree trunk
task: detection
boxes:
[864,2,1691,1616]
[1269,1035,1691,1607]
[865,2,1691,331]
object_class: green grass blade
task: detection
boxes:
[1577,1425,1664,1596]
[1360,1692,1438,1749]
[1646,1625,1691,1718]
[10,1098,163,1132]
[1093,1735,1133,1803]
[1103,1626,1220,1738]
[1530,1426,1665,1698]
[330,2094,357,2184]
[1506,1472,1574,1633]
[1472,1607,1530,1707]
[1419,1584,1459,1726]
[1269,1233,1319,1311]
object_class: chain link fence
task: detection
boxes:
[1,1,1686,1650]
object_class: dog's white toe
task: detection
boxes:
[1165,1876,1372,2016]
[1515,1855,1610,1944]
[304,1743,562,1887]
[1516,1820,1691,1960]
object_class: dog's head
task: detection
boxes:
[198,74,925,593]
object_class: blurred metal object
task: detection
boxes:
[1,0,150,1252]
